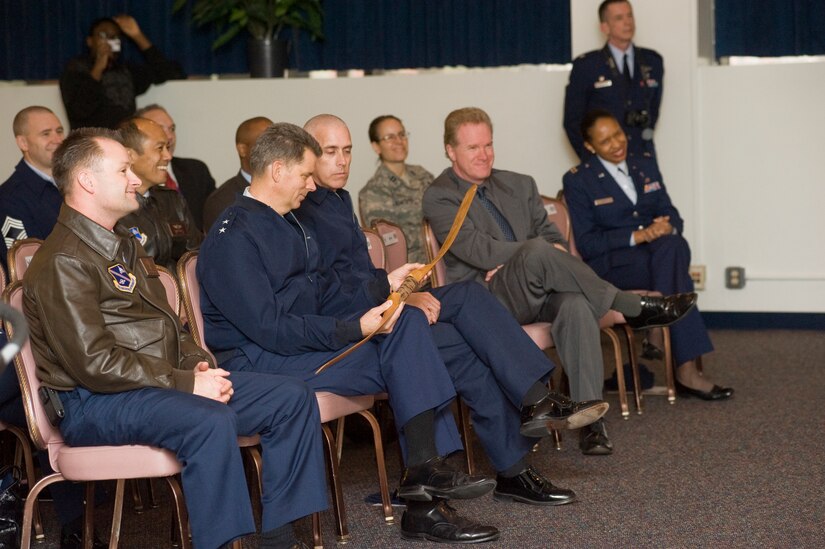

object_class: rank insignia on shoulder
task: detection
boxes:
[569,166,578,174]
[128,227,147,246]
[108,264,137,294]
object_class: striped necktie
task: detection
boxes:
[477,187,515,242]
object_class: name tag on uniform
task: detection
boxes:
[594,197,614,206]
[644,182,662,193]
[594,77,613,89]
[168,222,187,237]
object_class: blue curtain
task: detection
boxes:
[0,0,570,81]
[716,0,825,58]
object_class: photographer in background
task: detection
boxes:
[59,15,185,130]
[563,0,663,161]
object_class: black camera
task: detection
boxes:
[625,110,651,128]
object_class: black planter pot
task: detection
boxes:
[247,37,289,78]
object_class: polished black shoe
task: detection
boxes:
[641,339,664,360]
[579,419,613,456]
[494,466,576,506]
[60,529,106,549]
[399,456,496,501]
[520,392,609,436]
[401,500,500,543]
[626,292,698,330]
[675,380,734,401]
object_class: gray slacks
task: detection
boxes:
[488,238,619,401]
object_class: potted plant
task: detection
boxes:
[173,0,324,78]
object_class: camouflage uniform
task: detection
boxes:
[358,163,434,264]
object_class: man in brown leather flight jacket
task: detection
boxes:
[23,127,327,549]
[117,116,202,270]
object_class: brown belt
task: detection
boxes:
[315,185,477,374]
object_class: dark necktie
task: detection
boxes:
[623,53,632,83]
[477,187,515,242]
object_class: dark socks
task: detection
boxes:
[521,381,549,407]
[404,409,438,466]
[611,291,642,317]
[499,457,528,479]
[259,523,296,549]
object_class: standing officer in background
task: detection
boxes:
[136,104,216,231]
[563,0,663,160]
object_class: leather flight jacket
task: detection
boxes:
[23,204,212,394]
[120,185,203,271]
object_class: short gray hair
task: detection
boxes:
[249,123,321,177]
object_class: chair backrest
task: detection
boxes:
[0,263,6,296]
[361,227,386,270]
[176,251,217,364]
[421,221,447,288]
[3,283,62,467]
[8,238,43,283]
[554,194,582,258]
[370,219,408,273]
[156,266,180,317]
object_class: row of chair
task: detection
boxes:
[3,240,395,549]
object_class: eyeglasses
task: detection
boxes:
[379,131,409,142]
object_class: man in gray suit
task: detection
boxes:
[422,107,696,455]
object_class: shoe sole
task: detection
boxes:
[492,491,577,506]
[519,401,609,437]
[399,478,497,502]
[401,530,501,544]
[580,445,613,456]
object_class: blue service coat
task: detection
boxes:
[0,160,62,270]
[564,44,664,159]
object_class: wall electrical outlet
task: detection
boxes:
[689,265,706,291]
[725,266,746,289]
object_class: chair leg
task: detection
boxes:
[456,398,475,475]
[663,327,676,403]
[335,417,346,464]
[602,328,629,419]
[311,512,323,549]
[129,479,144,513]
[546,377,562,450]
[622,325,644,414]
[356,409,394,524]
[83,481,95,549]
[321,423,351,543]
[164,475,191,549]
[108,479,126,549]
[21,473,64,549]
[243,445,264,517]
[146,478,158,509]
[696,355,704,375]
[6,425,44,539]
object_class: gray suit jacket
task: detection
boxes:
[423,168,567,284]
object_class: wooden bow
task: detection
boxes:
[315,185,477,374]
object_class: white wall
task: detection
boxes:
[1,0,824,313]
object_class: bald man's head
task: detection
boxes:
[235,117,273,173]
[303,114,352,190]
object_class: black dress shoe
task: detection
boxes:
[520,392,609,436]
[579,419,613,455]
[399,456,496,501]
[401,500,500,544]
[60,529,106,549]
[675,380,734,401]
[493,466,576,506]
[626,292,698,330]
[641,339,664,360]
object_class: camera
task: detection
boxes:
[625,109,650,128]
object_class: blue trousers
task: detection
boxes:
[222,308,463,463]
[57,372,327,549]
[598,234,713,365]
[428,281,555,472]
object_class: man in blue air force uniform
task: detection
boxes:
[563,110,732,401]
[295,115,608,509]
[563,0,663,160]
[197,123,504,544]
